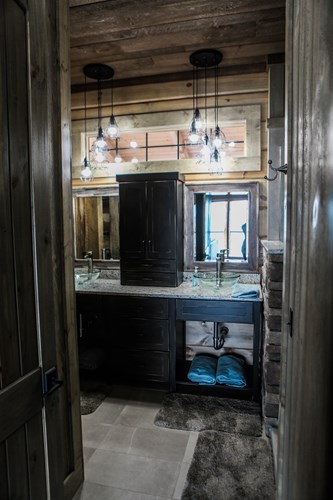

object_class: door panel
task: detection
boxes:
[0,0,82,499]
[0,0,49,497]
[148,181,176,259]
[119,182,147,257]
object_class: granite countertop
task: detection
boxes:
[75,277,262,301]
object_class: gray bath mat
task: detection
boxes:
[182,430,275,499]
[80,379,112,415]
[154,393,262,436]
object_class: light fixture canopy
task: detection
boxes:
[188,49,225,173]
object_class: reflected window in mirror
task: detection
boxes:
[73,187,119,263]
[185,183,259,272]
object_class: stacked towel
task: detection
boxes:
[187,354,247,387]
[231,283,259,298]
[216,355,246,388]
[187,355,217,385]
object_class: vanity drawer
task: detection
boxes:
[111,318,169,351]
[104,296,169,319]
[111,350,169,383]
[176,299,253,323]
[122,259,177,273]
[121,271,178,287]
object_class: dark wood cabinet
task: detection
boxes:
[103,295,174,388]
[76,293,106,371]
[117,172,184,286]
[75,291,262,400]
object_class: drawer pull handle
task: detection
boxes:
[142,264,153,267]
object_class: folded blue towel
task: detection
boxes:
[187,355,217,385]
[231,283,259,298]
[216,355,246,387]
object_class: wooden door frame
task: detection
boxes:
[56,1,84,498]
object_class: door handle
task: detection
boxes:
[43,367,64,397]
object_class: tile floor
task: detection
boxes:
[73,385,198,499]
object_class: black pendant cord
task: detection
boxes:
[192,65,195,116]
[215,62,218,129]
[110,78,114,115]
[97,78,102,130]
[195,66,199,111]
[204,65,208,136]
[84,75,87,159]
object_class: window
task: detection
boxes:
[195,192,248,261]
[88,124,245,164]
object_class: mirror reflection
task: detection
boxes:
[185,182,258,271]
[194,192,249,262]
[73,192,119,261]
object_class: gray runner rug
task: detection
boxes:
[154,393,262,436]
[181,430,275,499]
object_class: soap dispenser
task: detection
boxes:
[192,266,199,287]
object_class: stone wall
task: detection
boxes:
[260,240,284,432]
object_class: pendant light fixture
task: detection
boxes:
[188,49,226,172]
[80,73,94,182]
[83,63,117,164]
[106,75,120,140]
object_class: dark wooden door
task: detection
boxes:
[119,181,147,258]
[0,1,82,498]
[277,0,333,498]
[147,181,176,259]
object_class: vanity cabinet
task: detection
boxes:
[76,294,106,371]
[103,295,175,389]
[116,172,184,286]
[75,291,262,400]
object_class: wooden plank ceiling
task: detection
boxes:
[69,0,285,92]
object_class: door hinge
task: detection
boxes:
[42,367,64,397]
[287,307,293,338]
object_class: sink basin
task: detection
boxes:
[75,270,100,286]
[192,271,240,290]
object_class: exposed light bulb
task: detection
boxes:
[213,137,222,148]
[228,141,235,148]
[96,137,106,148]
[131,157,138,164]
[193,107,203,131]
[94,150,105,163]
[95,126,106,148]
[107,125,118,137]
[80,158,93,182]
[188,115,201,144]
[114,154,122,163]
[106,115,120,139]
[189,131,199,144]
[130,140,138,148]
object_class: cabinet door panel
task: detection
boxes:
[147,181,176,259]
[111,318,169,350]
[111,350,169,383]
[119,182,146,258]
[104,296,169,319]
